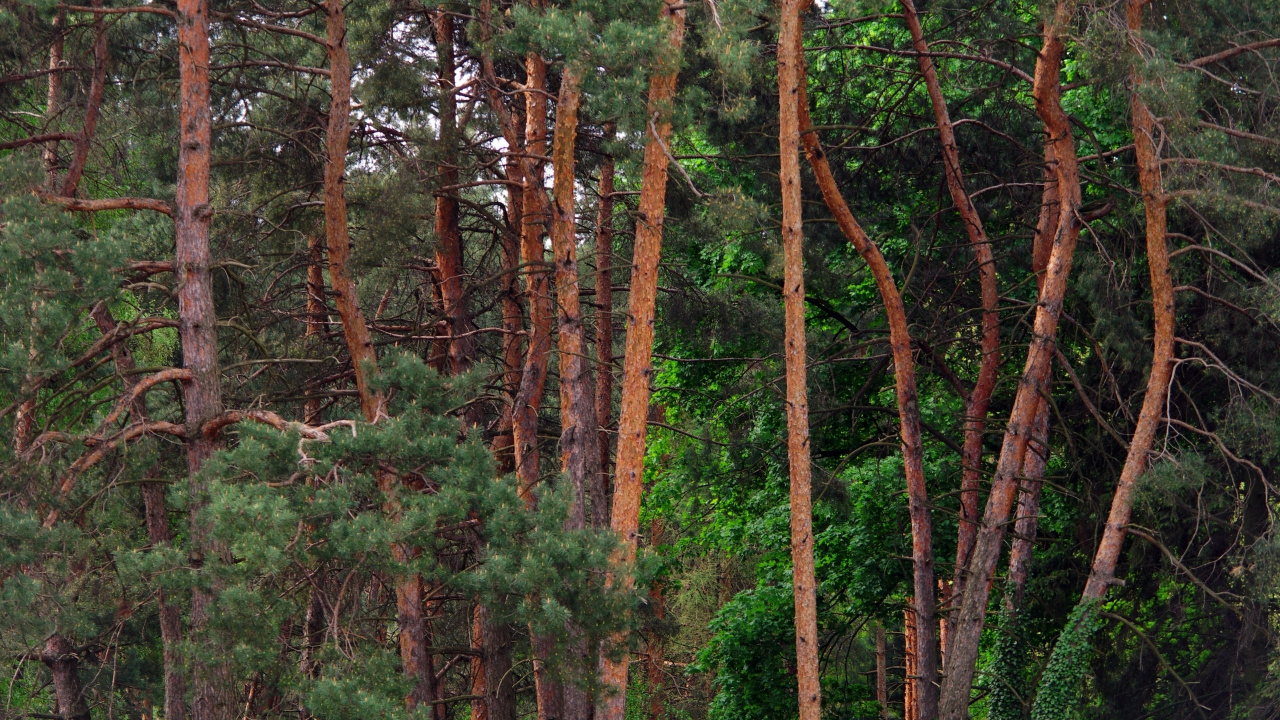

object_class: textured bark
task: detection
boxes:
[43,10,65,187]
[597,3,686,718]
[91,306,187,720]
[904,606,917,720]
[876,625,888,720]
[323,0,381,423]
[593,124,616,531]
[433,9,472,376]
[795,30,937,720]
[550,66,599,533]
[549,67,597,720]
[174,0,230,715]
[476,603,515,720]
[492,151,525,475]
[60,0,107,199]
[1080,0,1174,601]
[304,233,326,424]
[43,635,90,720]
[511,51,554,509]
[900,0,1000,611]
[938,4,1083,716]
[777,2,821,718]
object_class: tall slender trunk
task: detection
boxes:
[43,10,65,187]
[434,8,472,375]
[1003,141,1060,613]
[492,150,526,474]
[512,51,553,508]
[324,1,436,709]
[174,0,230,716]
[61,0,107,199]
[903,606,917,720]
[304,233,326,424]
[550,66,599,533]
[593,124,616,531]
[899,0,1001,613]
[597,3,686,718]
[1029,7,1175,715]
[549,66,597,720]
[1080,0,1173,601]
[876,624,888,720]
[777,3,821,718]
[795,27,938,720]
[938,4,1083,716]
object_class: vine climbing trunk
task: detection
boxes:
[598,2,686,718]
[938,3,1084,715]
[777,1,822,718]
[900,0,1000,615]
[795,22,938,720]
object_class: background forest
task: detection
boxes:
[1,0,1278,718]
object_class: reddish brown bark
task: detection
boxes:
[778,2,821,718]
[593,124,616,531]
[795,29,938,720]
[323,0,381,424]
[550,65,600,532]
[938,4,1084,715]
[1080,0,1174,601]
[492,153,526,475]
[174,0,230,716]
[900,0,1000,612]
[511,51,554,510]
[60,0,107,199]
[433,9,472,376]
[598,4,687,718]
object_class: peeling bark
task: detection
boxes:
[593,124,616,531]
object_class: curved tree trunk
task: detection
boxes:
[899,0,1000,615]
[433,9,472,376]
[597,3,687,718]
[1081,0,1173,601]
[795,25,938,719]
[777,2,822,718]
[938,3,1084,715]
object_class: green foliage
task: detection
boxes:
[1030,600,1103,720]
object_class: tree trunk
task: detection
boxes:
[904,606,917,720]
[549,66,597,720]
[900,0,1001,616]
[876,625,888,720]
[174,0,231,715]
[795,28,938,720]
[44,635,90,720]
[433,8,472,376]
[550,65,599,533]
[777,2,822,718]
[938,3,1084,716]
[43,10,64,187]
[1080,0,1173,601]
[593,124,617,531]
[646,521,666,720]
[597,3,687,718]
[304,233,326,424]
[492,149,526,475]
[323,0,381,424]
[511,50,553,510]
[60,0,107,199]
